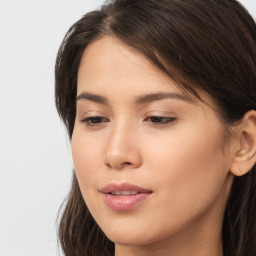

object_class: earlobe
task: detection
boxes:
[230,110,256,177]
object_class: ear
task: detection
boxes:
[230,110,256,176]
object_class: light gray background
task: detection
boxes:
[0,1,255,255]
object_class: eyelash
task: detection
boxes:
[80,116,176,127]
[81,116,110,126]
[145,116,177,126]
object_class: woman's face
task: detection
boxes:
[72,37,234,248]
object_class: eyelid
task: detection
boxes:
[143,111,177,127]
[79,110,110,127]
[145,116,176,124]
[80,116,110,127]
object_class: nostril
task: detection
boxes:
[106,161,132,169]
[106,163,111,168]
[123,162,132,165]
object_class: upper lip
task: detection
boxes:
[100,182,152,194]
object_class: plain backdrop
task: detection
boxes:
[0,0,255,255]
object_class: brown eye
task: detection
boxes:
[81,116,109,126]
[146,116,176,125]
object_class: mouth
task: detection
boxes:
[100,182,152,194]
[108,190,141,196]
[100,182,153,211]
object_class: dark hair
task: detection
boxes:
[55,0,256,255]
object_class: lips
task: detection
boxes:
[101,182,152,194]
[100,182,152,211]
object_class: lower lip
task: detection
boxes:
[103,193,151,211]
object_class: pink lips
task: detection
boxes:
[100,182,152,211]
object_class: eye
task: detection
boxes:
[145,116,176,126]
[80,116,110,126]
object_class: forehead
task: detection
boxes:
[77,36,217,111]
[77,37,180,94]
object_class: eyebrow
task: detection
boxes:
[135,92,195,104]
[76,92,108,104]
[76,92,195,105]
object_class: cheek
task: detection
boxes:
[71,128,103,198]
[143,125,229,215]
[146,124,226,172]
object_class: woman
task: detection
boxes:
[55,0,256,255]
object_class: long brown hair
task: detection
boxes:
[55,0,256,255]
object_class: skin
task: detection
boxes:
[71,36,254,256]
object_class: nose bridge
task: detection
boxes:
[104,117,141,169]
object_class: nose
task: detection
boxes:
[104,121,142,170]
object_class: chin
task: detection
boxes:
[101,223,166,247]
[106,232,155,246]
